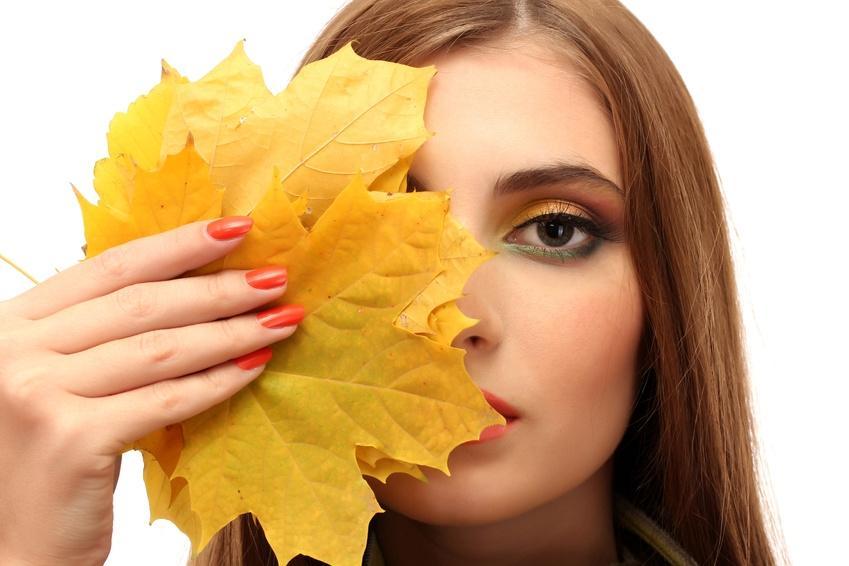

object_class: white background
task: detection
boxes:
[1,2,845,564]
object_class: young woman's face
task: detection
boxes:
[364,39,644,526]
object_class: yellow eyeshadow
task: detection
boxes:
[511,199,591,226]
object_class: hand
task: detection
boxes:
[0,217,303,565]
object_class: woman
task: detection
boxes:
[195,1,781,564]
[0,0,781,565]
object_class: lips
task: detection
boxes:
[480,388,520,420]
[462,389,521,445]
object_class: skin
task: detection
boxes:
[362,37,645,566]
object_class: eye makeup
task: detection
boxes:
[501,199,622,263]
[405,174,624,264]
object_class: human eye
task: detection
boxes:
[501,199,618,263]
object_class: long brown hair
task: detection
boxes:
[190,1,784,563]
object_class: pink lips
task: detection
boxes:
[464,389,520,444]
[480,388,521,419]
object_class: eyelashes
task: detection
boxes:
[504,201,623,263]
[405,175,622,263]
[504,212,607,261]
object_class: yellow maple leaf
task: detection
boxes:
[107,59,189,174]
[74,40,502,566]
[157,40,435,227]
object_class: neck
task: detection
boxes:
[374,461,620,566]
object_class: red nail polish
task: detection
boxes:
[207,216,253,240]
[246,266,288,290]
[233,346,273,370]
[256,304,306,329]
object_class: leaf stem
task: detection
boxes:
[0,251,40,285]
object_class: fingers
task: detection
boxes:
[4,217,253,321]
[29,267,290,355]
[88,352,272,453]
[57,303,304,397]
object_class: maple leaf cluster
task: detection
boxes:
[73,40,504,565]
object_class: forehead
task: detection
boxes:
[412,40,622,191]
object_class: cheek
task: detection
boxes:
[513,256,643,462]
[521,275,642,412]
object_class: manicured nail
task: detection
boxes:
[233,346,273,370]
[207,216,253,240]
[256,304,306,329]
[246,266,288,290]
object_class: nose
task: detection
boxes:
[440,193,501,353]
[448,268,500,353]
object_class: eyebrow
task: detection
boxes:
[407,159,623,198]
[493,160,623,198]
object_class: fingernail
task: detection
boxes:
[207,216,253,241]
[257,304,306,329]
[246,266,288,290]
[233,346,273,370]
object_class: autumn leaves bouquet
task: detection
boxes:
[73,40,504,565]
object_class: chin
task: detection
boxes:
[362,451,530,526]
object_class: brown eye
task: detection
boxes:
[507,213,592,249]
[501,199,623,263]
